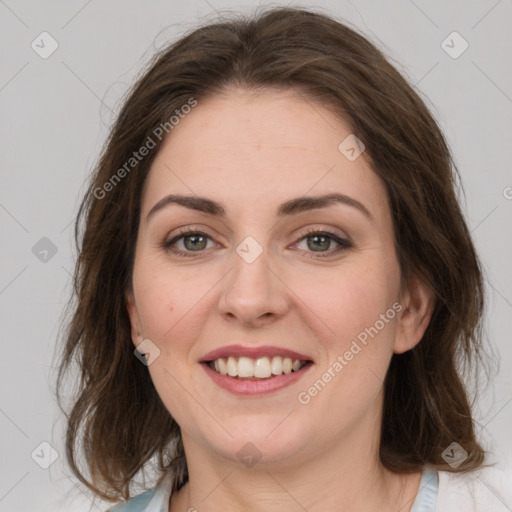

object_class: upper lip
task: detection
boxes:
[200,344,313,362]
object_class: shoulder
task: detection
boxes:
[106,473,175,512]
[107,489,156,512]
[436,463,512,511]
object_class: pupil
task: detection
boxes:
[308,235,330,251]
[184,235,206,251]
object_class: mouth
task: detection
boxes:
[199,345,314,395]
[205,356,311,380]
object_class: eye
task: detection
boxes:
[161,227,352,259]
[161,229,218,257]
[294,229,352,258]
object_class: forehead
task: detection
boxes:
[142,88,388,220]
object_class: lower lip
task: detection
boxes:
[201,363,313,396]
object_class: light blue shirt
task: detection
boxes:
[410,468,438,512]
[109,467,439,512]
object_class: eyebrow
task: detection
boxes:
[146,192,374,223]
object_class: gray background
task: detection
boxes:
[1,0,511,510]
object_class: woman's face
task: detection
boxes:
[127,87,430,467]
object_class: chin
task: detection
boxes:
[195,413,315,467]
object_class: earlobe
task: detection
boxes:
[125,291,143,348]
[393,274,435,354]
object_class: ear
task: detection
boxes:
[125,290,143,349]
[394,273,435,354]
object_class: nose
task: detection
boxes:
[218,246,290,327]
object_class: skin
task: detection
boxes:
[126,87,434,511]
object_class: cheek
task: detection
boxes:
[290,256,400,345]
[293,280,397,425]
[289,257,400,408]
[132,258,214,345]
[131,261,212,425]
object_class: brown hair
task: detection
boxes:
[54,6,496,503]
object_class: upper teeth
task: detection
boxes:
[211,356,305,378]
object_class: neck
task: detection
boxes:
[170,416,422,512]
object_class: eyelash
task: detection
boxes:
[161,227,352,259]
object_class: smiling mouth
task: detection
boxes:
[206,356,312,380]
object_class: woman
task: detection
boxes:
[55,6,512,511]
